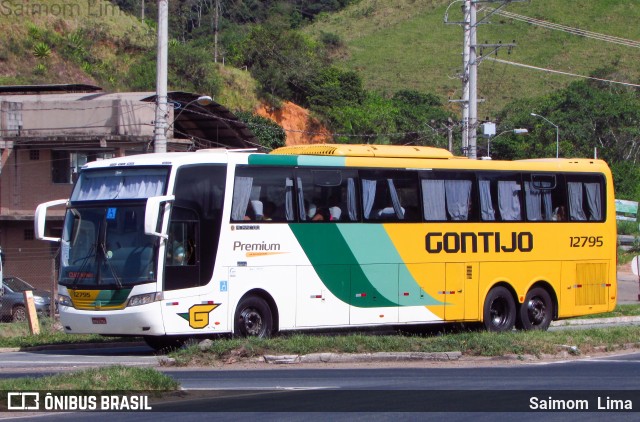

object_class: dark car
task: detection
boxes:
[0,276,52,322]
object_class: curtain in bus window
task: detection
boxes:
[568,182,587,221]
[498,181,521,221]
[347,178,358,221]
[479,180,495,220]
[542,191,553,220]
[296,177,307,221]
[445,180,471,220]
[362,179,377,219]
[118,176,165,199]
[387,179,405,220]
[524,182,543,221]
[285,178,294,221]
[585,182,602,221]
[75,175,165,200]
[231,176,252,220]
[422,179,447,220]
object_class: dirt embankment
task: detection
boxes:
[256,101,332,145]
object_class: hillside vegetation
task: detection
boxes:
[0,0,260,111]
[306,0,640,116]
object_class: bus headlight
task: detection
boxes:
[58,295,73,307]
[127,292,162,307]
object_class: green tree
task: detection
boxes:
[241,23,321,101]
[494,80,640,200]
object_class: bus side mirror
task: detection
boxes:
[35,199,68,242]
[145,195,175,239]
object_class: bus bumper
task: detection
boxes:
[58,302,165,336]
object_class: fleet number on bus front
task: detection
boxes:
[569,236,604,247]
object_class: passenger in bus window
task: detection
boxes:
[552,206,566,221]
[312,207,331,221]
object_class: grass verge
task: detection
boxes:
[0,318,138,349]
[0,365,179,391]
[166,325,640,366]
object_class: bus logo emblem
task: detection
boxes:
[178,304,220,329]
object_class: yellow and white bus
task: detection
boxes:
[35,144,617,349]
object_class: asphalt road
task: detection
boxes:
[3,352,640,421]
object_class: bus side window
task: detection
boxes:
[297,169,360,222]
[231,167,295,222]
[566,176,604,221]
[361,170,419,222]
[478,174,522,221]
[524,173,565,222]
[421,172,474,221]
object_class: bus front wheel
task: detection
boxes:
[483,286,516,332]
[518,287,553,331]
[234,296,273,338]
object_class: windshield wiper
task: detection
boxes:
[99,240,123,289]
[71,243,96,290]
[95,213,123,289]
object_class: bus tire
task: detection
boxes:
[518,287,553,331]
[234,296,273,338]
[143,335,185,353]
[483,286,516,332]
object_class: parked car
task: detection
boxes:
[0,276,52,322]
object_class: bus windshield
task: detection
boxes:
[59,205,157,289]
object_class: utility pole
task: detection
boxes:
[468,0,478,159]
[214,0,220,63]
[141,0,144,20]
[461,2,470,156]
[154,0,169,153]
[445,0,523,159]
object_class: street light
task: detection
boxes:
[482,128,528,160]
[165,95,213,135]
[530,113,559,158]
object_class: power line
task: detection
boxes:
[486,8,640,48]
[485,57,640,88]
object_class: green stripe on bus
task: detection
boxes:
[290,224,440,307]
[297,156,346,167]
[338,225,441,306]
[248,155,347,167]
[248,155,299,166]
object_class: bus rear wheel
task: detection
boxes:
[518,287,553,331]
[483,286,516,332]
[234,296,273,338]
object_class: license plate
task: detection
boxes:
[92,317,107,324]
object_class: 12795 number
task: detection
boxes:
[569,236,603,247]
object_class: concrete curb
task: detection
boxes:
[263,351,462,364]
[551,316,640,326]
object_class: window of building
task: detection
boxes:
[24,229,34,240]
[29,150,40,160]
[51,150,115,184]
